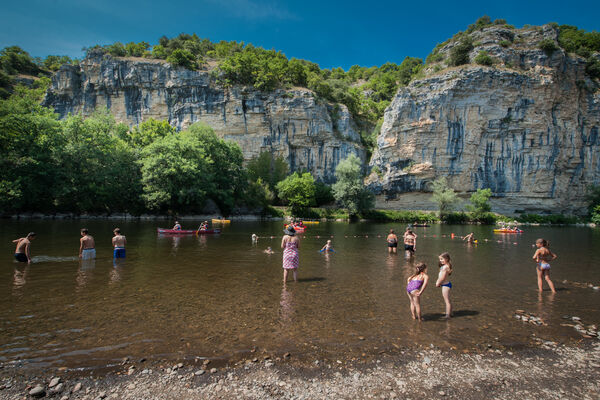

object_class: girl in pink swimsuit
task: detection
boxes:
[281,226,300,283]
[406,263,429,320]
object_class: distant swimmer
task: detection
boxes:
[264,247,274,254]
[12,232,36,263]
[463,232,475,244]
[387,229,398,254]
[403,229,417,256]
[79,228,96,260]
[532,238,557,293]
[435,252,453,318]
[112,228,127,259]
[320,239,335,253]
[406,262,429,320]
[252,233,258,243]
[172,221,182,230]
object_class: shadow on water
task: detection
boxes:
[423,310,480,321]
[296,277,326,283]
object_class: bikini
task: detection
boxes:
[439,266,452,289]
[538,262,551,270]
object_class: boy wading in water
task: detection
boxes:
[403,229,417,257]
[79,229,96,260]
[387,229,398,254]
[12,232,36,264]
[112,228,127,259]
[532,238,557,293]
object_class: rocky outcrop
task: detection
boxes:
[43,54,365,182]
[369,24,600,214]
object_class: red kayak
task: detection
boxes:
[157,228,221,235]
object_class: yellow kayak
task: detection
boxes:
[212,219,231,224]
[302,220,320,224]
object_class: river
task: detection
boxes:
[1,220,599,372]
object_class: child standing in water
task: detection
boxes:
[406,263,429,320]
[320,240,334,253]
[435,252,453,318]
[532,238,557,293]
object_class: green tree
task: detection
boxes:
[331,154,374,216]
[276,172,316,216]
[448,37,474,66]
[126,118,176,148]
[466,188,492,220]
[538,39,559,57]
[166,49,198,70]
[246,151,289,195]
[431,177,459,217]
[0,84,61,213]
[0,46,41,75]
[591,205,600,225]
[314,181,334,206]
[474,51,494,66]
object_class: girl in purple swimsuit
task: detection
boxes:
[406,263,429,320]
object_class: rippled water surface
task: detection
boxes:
[1,220,599,370]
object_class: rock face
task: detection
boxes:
[43,54,365,182]
[369,24,600,214]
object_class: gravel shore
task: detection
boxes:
[1,341,599,400]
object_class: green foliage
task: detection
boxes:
[276,172,316,216]
[557,25,600,54]
[125,42,150,57]
[126,118,176,148]
[360,209,438,222]
[332,154,374,215]
[246,151,289,196]
[139,123,245,214]
[244,178,274,209]
[538,39,559,57]
[591,205,600,225]
[431,177,459,216]
[0,46,41,75]
[166,49,199,70]
[105,42,127,57]
[499,40,511,48]
[448,37,474,66]
[474,51,494,66]
[314,181,334,206]
[466,188,492,218]
[442,212,469,224]
[466,16,492,34]
[585,57,600,80]
[43,55,74,71]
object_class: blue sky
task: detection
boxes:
[1,0,598,70]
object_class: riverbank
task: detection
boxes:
[5,208,595,227]
[1,342,598,399]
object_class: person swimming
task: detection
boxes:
[320,240,334,253]
[264,247,274,254]
[406,263,429,321]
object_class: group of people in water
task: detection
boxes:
[12,222,559,321]
[12,228,127,263]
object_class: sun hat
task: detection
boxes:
[283,226,296,236]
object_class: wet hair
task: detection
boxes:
[113,228,121,234]
[407,230,414,235]
[536,238,549,247]
[81,228,88,234]
[27,232,36,238]
[409,262,427,280]
[439,252,453,274]
[389,229,395,234]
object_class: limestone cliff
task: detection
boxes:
[42,54,365,182]
[369,24,600,214]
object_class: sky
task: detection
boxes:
[1,0,599,70]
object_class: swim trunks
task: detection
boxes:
[388,242,397,248]
[404,244,415,252]
[14,253,28,262]
[81,248,96,260]
[113,247,126,259]
[441,282,452,289]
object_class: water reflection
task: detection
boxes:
[76,259,95,289]
[12,266,28,292]
[279,285,295,326]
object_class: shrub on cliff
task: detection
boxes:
[591,205,600,225]
[332,154,374,216]
[538,39,559,57]
[474,51,494,66]
[166,49,199,70]
[448,37,474,66]
[276,172,317,217]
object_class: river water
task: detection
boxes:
[1,220,599,371]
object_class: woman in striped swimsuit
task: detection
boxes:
[281,226,300,283]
